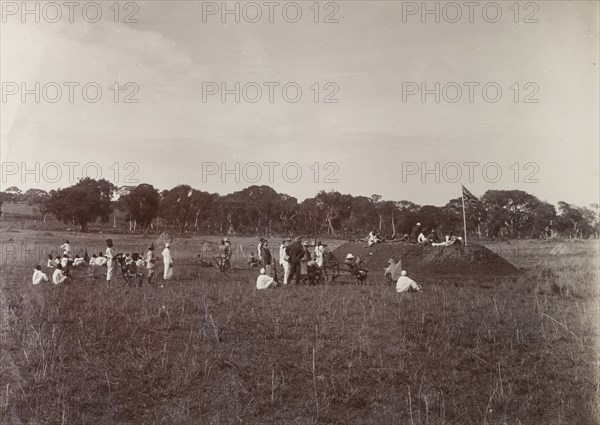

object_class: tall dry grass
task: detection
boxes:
[1,235,598,424]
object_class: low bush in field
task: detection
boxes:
[526,254,599,298]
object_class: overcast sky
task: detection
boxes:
[1,1,598,207]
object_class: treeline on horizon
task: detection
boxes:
[1,179,598,239]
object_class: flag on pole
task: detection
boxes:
[462,185,479,207]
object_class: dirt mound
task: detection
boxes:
[549,243,575,255]
[155,232,172,247]
[332,242,519,276]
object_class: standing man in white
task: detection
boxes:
[162,243,174,280]
[105,239,116,285]
[279,239,291,284]
[60,239,72,257]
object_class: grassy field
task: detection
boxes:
[1,230,598,424]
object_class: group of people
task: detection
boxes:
[33,239,174,286]
[255,237,329,289]
[32,235,424,294]
[404,223,463,246]
[32,264,66,285]
[36,240,76,285]
[363,224,463,248]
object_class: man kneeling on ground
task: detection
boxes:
[256,268,278,290]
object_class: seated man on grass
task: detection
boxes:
[306,253,322,284]
[366,230,382,247]
[256,268,278,290]
[247,252,260,268]
[52,264,69,285]
[32,265,49,285]
[47,255,59,270]
[344,253,368,283]
[418,231,431,246]
[93,252,108,266]
[396,270,421,293]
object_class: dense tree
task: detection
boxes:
[24,188,48,201]
[378,201,400,238]
[190,190,217,231]
[231,186,283,234]
[5,186,21,195]
[46,178,115,232]
[393,200,421,236]
[531,202,557,238]
[587,204,600,238]
[159,185,196,234]
[481,190,543,238]
[346,196,378,235]
[315,190,353,235]
[7,181,598,239]
[120,184,161,231]
[0,192,8,217]
[112,186,134,229]
[443,197,470,235]
[28,190,50,222]
[556,202,595,238]
[370,194,383,231]
[277,194,300,235]
[296,198,320,238]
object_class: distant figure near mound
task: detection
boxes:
[156,232,172,247]
[332,242,519,276]
[549,243,575,255]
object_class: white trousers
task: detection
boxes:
[282,261,290,284]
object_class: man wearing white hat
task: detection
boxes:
[344,253,368,284]
[344,253,357,268]
[396,270,421,293]
[410,223,422,244]
[256,268,277,290]
[162,243,173,280]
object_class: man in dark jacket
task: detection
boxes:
[428,229,441,243]
[260,240,273,276]
[286,237,305,285]
[410,222,422,244]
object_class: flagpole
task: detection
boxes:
[461,186,468,246]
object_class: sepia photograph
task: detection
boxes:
[1,1,599,423]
